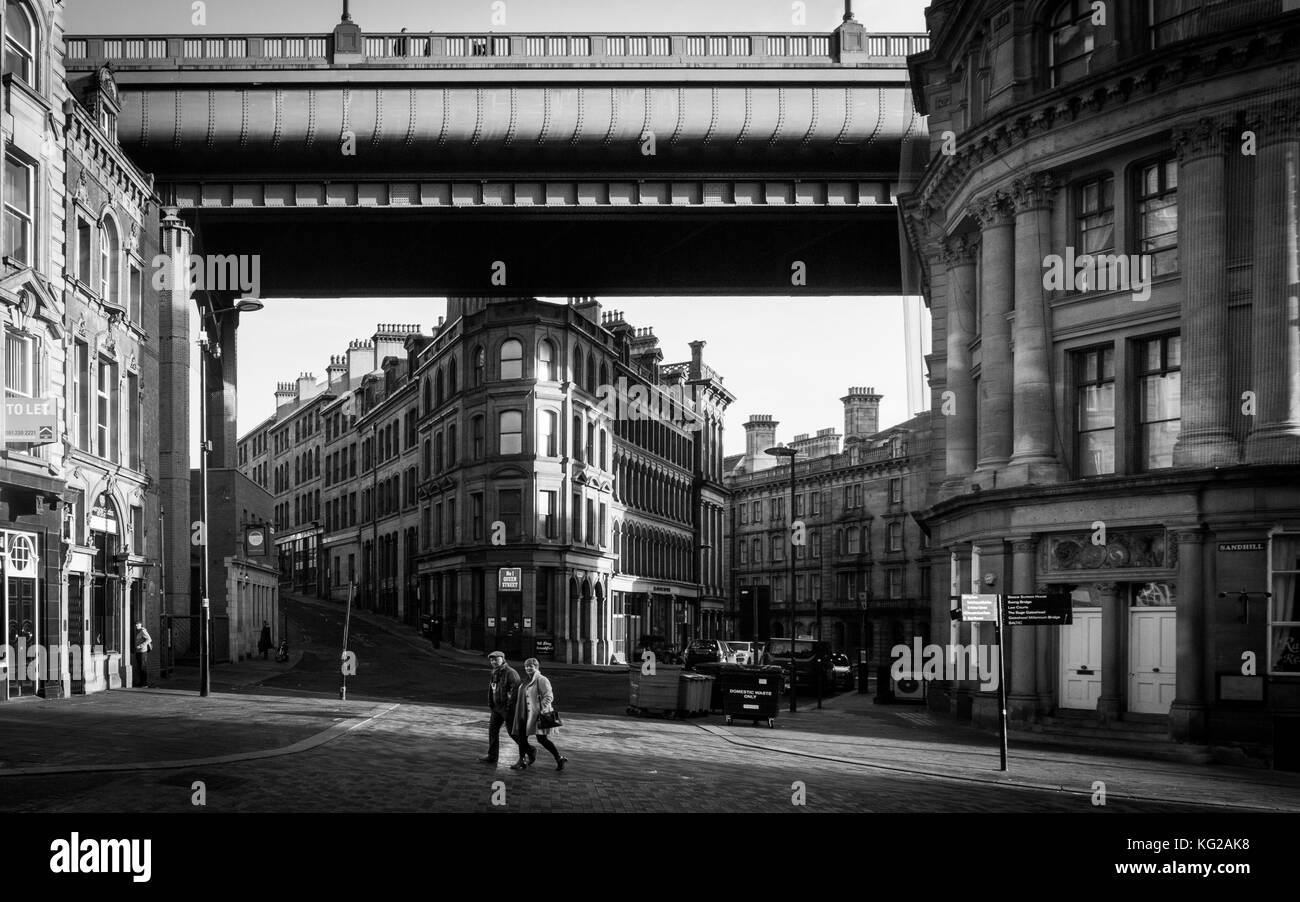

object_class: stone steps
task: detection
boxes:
[1007,719,1214,764]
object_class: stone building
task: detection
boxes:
[902,0,1300,763]
[725,390,936,666]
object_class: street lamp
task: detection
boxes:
[765,444,798,712]
[197,295,264,696]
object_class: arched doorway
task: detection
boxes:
[89,493,123,687]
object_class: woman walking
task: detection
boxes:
[510,657,568,771]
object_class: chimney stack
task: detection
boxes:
[347,339,375,383]
[689,340,706,380]
[275,381,297,411]
[327,355,348,386]
[842,386,882,444]
[297,372,321,402]
[742,415,780,474]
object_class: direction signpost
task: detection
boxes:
[1005,593,1072,626]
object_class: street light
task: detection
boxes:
[197,296,263,696]
[765,444,798,712]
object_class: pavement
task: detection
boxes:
[3,595,1300,812]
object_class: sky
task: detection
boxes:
[61,0,935,463]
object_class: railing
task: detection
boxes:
[63,31,929,67]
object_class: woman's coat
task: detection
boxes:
[511,673,554,737]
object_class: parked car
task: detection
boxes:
[762,638,835,690]
[684,638,728,669]
[830,653,855,690]
[722,641,755,664]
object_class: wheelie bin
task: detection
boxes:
[719,665,783,728]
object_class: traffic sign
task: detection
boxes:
[958,594,999,622]
[1005,593,1072,626]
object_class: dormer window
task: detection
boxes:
[99,105,117,141]
[3,0,36,87]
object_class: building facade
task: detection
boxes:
[1,0,165,701]
[903,0,1300,762]
[725,391,936,666]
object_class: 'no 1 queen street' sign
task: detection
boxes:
[4,397,58,444]
[498,568,521,591]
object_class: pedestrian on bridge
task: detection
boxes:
[510,658,567,771]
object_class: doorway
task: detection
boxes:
[1060,608,1102,710]
[1128,607,1176,714]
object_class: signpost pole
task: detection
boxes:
[996,593,1008,772]
[340,581,354,700]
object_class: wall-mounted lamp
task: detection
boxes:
[983,573,997,587]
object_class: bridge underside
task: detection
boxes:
[185,206,902,296]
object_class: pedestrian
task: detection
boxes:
[510,657,567,771]
[431,615,442,649]
[133,621,152,688]
[258,621,273,660]
[480,651,522,766]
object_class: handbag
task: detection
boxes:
[538,709,563,730]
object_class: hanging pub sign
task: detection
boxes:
[3,396,59,444]
[245,524,269,557]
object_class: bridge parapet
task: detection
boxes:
[63,31,928,70]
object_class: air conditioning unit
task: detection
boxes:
[891,675,925,700]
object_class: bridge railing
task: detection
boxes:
[63,32,929,68]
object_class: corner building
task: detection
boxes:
[413,297,730,664]
[903,1,1300,763]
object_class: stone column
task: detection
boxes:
[1172,117,1237,467]
[1006,173,1065,485]
[1170,528,1208,742]
[1007,539,1038,722]
[971,191,1016,475]
[205,312,239,469]
[157,210,193,634]
[1245,101,1300,463]
[942,234,979,492]
[1095,582,1121,724]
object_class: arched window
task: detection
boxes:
[541,410,557,457]
[586,354,598,394]
[422,439,430,478]
[573,345,584,389]
[599,362,609,391]
[100,216,121,306]
[435,369,444,407]
[500,338,523,380]
[1049,0,1102,87]
[572,415,582,460]
[499,410,522,454]
[599,428,608,470]
[448,424,457,465]
[537,339,555,381]
[448,357,458,395]
[422,378,431,414]
[4,1,36,86]
[473,347,485,386]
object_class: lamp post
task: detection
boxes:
[197,296,264,696]
[765,444,798,712]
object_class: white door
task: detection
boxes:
[1060,608,1102,709]
[1129,608,1176,714]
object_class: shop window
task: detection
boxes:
[1270,534,1300,675]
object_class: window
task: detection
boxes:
[847,527,860,555]
[811,492,820,515]
[887,569,902,599]
[1137,335,1181,471]
[572,415,582,460]
[1270,534,1300,675]
[473,346,485,386]
[3,1,35,85]
[499,339,523,380]
[890,478,902,504]
[472,492,484,540]
[100,217,121,306]
[586,498,596,544]
[1150,0,1202,48]
[599,429,608,470]
[4,329,33,398]
[127,371,141,470]
[853,484,863,508]
[1049,0,1099,87]
[888,521,903,552]
[740,504,747,525]
[739,542,748,564]
[472,415,484,459]
[434,431,443,472]
[541,410,557,457]
[537,340,555,381]
[771,535,782,562]
[1075,175,1115,282]
[752,500,761,522]
[96,356,118,461]
[76,217,92,285]
[751,537,761,565]
[573,346,584,389]
[1076,346,1115,477]
[499,410,522,455]
[539,490,556,539]
[571,492,582,541]
[1136,157,1178,277]
[4,152,33,264]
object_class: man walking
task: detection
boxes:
[133,621,153,688]
[480,651,520,765]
